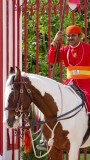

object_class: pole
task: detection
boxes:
[51,0,67,79]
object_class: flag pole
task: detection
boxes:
[51,0,67,79]
[51,0,81,79]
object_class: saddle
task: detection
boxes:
[69,84,90,146]
[69,84,85,101]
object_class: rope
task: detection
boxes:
[29,129,52,158]
[33,132,41,142]
[33,128,41,135]
[30,120,60,158]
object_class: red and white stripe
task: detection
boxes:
[2,0,22,160]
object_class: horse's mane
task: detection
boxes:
[22,72,60,85]
[7,72,61,87]
[22,72,64,92]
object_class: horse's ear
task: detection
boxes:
[10,67,15,74]
[15,67,21,79]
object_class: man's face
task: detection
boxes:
[66,34,81,47]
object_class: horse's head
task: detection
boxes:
[4,67,32,128]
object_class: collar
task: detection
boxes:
[70,42,80,48]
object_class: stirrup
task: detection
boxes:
[36,140,47,151]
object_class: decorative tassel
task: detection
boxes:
[23,129,32,153]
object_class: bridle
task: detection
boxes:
[5,76,33,119]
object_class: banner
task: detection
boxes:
[68,0,80,10]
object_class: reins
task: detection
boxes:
[20,102,84,129]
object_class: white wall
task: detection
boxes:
[3,0,22,159]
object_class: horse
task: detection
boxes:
[4,67,90,160]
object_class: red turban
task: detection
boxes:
[66,25,82,34]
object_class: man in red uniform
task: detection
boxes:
[48,25,90,115]
[37,25,90,150]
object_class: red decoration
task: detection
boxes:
[53,5,57,16]
[78,6,81,14]
[66,4,69,15]
[30,6,33,16]
[42,5,45,15]
[68,0,80,10]
[23,129,32,153]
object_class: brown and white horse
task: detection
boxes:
[4,67,90,160]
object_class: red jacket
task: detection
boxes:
[48,42,90,113]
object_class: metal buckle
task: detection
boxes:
[72,70,80,75]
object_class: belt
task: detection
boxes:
[67,66,90,79]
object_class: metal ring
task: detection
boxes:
[15,115,18,120]
[20,89,23,93]
[27,89,31,93]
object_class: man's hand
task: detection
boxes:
[51,31,62,46]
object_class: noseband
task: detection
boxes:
[5,77,33,119]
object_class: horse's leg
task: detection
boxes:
[49,147,60,160]
[68,144,79,160]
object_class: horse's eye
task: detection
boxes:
[11,87,14,91]
[11,85,14,91]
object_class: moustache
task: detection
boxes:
[69,39,75,42]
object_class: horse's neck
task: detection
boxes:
[57,84,82,115]
[26,73,82,118]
